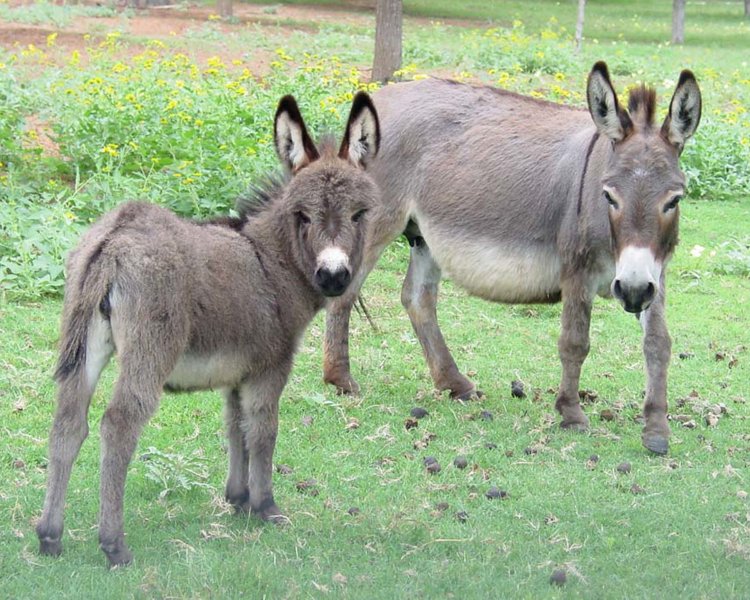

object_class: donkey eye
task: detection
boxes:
[603,190,619,209]
[663,195,682,213]
[352,209,368,223]
[295,211,311,225]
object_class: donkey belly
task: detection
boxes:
[165,352,249,392]
[426,231,562,303]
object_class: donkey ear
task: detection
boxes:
[587,61,633,142]
[339,91,380,167]
[661,70,701,153]
[274,95,320,172]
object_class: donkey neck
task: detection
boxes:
[241,213,326,334]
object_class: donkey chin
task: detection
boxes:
[314,246,352,297]
[611,245,663,314]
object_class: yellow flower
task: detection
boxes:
[101,144,119,157]
[46,33,57,47]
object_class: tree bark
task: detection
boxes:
[574,0,586,53]
[372,0,402,83]
[672,0,685,44]
[218,0,233,19]
[745,0,749,18]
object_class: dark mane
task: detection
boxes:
[627,84,657,128]
[235,171,290,219]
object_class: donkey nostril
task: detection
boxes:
[613,279,623,298]
[315,267,351,296]
[644,281,655,300]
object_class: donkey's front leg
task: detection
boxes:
[324,293,360,395]
[401,238,477,400]
[238,365,290,523]
[223,388,250,510]
[555,279,593,430]
[639,284,671,455]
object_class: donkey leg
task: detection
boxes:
[98,373,162,567]
[239,365,290,522]
[324,293,359,395]
[555,281,592,430]
[324,208,407,395]
[401,238,476,400]
[639,286,671,455]
[223,387,250,510]
[37,313,113,557]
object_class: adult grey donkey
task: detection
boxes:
[323,62,701,455]
[37,92,381,567]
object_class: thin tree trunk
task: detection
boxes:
[745,0,749,18]
[372,0,402,83]
[672,0,685,44]
[218,0,233,19]
[574,0,586,53]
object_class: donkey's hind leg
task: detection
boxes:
[238,364,291,522]
[97,355,166,567]
[223,388,250,510]
[401,237,477,400]
[37,313,113,557]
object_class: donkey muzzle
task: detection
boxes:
[612,246,661,313]
[315,266,352,297]
[315,247,352,297]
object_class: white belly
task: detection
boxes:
[165,353,248,391]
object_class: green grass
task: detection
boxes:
[1,0,749,596]
[1,201,749,597]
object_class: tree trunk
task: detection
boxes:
[745,0,749,18]
[672,0,685,44]
[574,0,586,53]
[218,0,233,19]
[372,0,402,83]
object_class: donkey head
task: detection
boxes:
[587,61,701,313]
[273,92,380,297]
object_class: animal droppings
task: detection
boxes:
[600,409,615,421]
[511,380,526,398]
[678,352,694,359]
[455,511,469,523]
[423,456,438,466]
[524,447,537,456]
[630,483,645,495]
[404,417,419,431]
[485,486,507,500]
[454,455,469,469]
[410,407,429,419]
[484,442,498,450]
[426,461,442,474]
[347,507,360,516]
[480,410,494,421]
[295,479,319,495]
[435,502,449,511]
[616,462,632,474]
[549,569,567,586]
[276,464,294,475]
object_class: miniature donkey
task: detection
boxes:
[36,92,381,566]
[323,63,701,455]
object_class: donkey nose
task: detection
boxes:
[612,279,656,313]
[315,266,352,297]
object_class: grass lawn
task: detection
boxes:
[1,0,749,597]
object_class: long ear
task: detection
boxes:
[587,61,633,142]
[338,91,380,168]
[661,70,701,153]
[274,95,320,172]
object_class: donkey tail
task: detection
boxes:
[54,239,113,383]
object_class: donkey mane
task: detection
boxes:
[627,84,657,128]
[235,172,289,220]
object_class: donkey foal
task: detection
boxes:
[36,92,381,567]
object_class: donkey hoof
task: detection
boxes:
[103,546,133,568]
[253,503,288,525]
[560,418,589,432]
[450,386,483,401]
[327,377,360,396]
[39,537,63,557]
[642,433,669,456]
